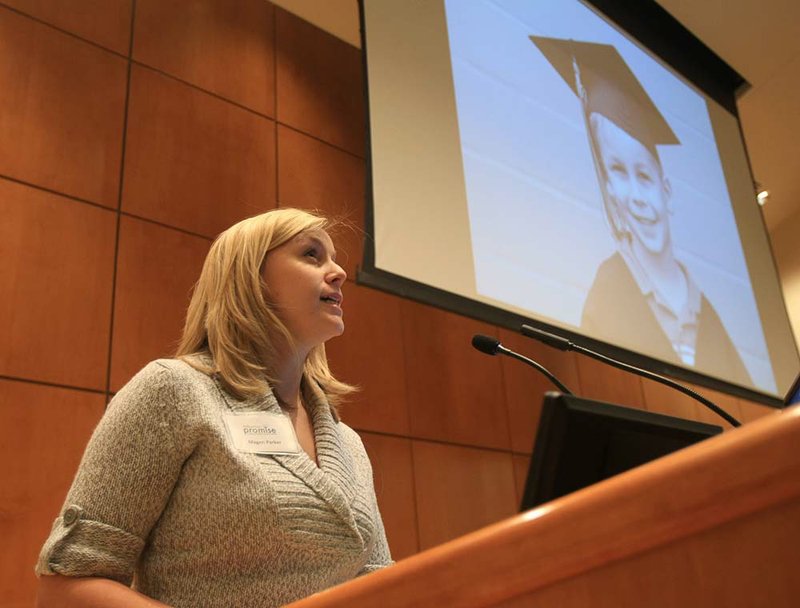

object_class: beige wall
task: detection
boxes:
[770,210,800,346]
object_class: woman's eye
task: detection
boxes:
[304,248,319,260]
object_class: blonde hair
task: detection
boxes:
[176,208,355,409]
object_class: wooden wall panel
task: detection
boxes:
[500,328,582,454]
[329,285,410,435]
[0,179,116,389]
[134,0,275,116]
[122,65,276,238]
[575,355,646,409]
[359,432,419,560]
[0,379,105,608]
[640,376,702,421]
[412,440,517,550]
[2,0,132,55]
[275,8,365,157]
[685,382,744,429]
[277,125,365,276]
[0,6,127,206]
[620,368,752,430]
[401,301,510,449]
[642,377,743,430]
[512,454,531,507]
[110,217,210,391]
[738,399,779,423]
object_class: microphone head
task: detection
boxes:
[472,334,501,355]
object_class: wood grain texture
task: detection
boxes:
[412,440,517,550]
[0,179,116,389]
[684,382,745,428]
[275,8,365,156]
[329,284,410,436]
[134,0,275,115]
[359,432,419,560]
[575,354,646,409]
[401,300,510,449]
[2,0,131,54]
[0,7,127,206]
[109,216,210,391]
[284,404,800,608]
[501,499,800,607]
[122,65,276,238]
[511,453,531,508]
[640,375,698,421]
[0,379,104,607]
[738,398,779,423]
[277,125,365,276]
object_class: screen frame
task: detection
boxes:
[784,372,800,406]
[357,0,790,407]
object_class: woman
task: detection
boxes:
[36,208,392,607]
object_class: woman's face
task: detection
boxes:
[262,229,347,353]
[593,114,672,258]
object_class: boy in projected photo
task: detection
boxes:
[531,36,751,386]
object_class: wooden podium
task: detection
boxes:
[288,405,800,607]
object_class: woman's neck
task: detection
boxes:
[271,346,308,411]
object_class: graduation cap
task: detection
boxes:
[530,36,680,155]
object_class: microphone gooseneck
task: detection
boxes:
[520,324,741,428]
[471,334,574,395]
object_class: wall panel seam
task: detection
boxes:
[104,0,138,403]
[0,374,106,396]
[0,174,116,214]
[118,211,215,243]
[0,2,128,58]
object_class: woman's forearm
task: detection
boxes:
[37,574,170,608]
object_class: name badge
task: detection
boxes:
[222,412,300,455]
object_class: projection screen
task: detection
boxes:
[359,0,799,403]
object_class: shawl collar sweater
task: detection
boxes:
[37,358,392,607]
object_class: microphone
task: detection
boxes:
[520,324,741,428]
[471,334,574,395]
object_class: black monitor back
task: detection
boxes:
[521,392,723,511]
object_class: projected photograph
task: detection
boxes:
[444,0,775,391]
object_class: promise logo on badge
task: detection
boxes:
[222,412,301,455]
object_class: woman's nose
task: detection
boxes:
[327,261,347,284]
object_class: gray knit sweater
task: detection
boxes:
[36,359,392,607]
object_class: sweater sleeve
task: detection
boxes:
[36,361,195,585]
